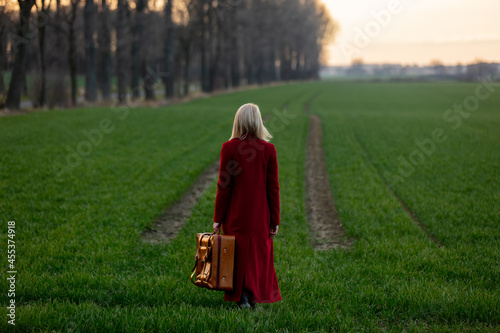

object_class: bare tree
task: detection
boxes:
[164,0,175,98]
[130,0,146,99]
[97,0,111,100]
[229,2,240,87]
[198,0,209,92]
[207,2,222,91]
[116,0,129,104]
[48,0,81,106]
[141,0,158,100]
[0,2,9,98]
[5,0,36,109]
[67,0,80,106]
[35,0,51,107]
[178,22,194,96]
[84,0,97,102]
[43,0,69,107]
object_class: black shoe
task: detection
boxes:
[238,293,252,309]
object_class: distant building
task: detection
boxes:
[465,62,499,81]
[320,62,500,81]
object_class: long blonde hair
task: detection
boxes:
[229,103,272,142]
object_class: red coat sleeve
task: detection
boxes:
[214,143,233,223]
[267,144,280,226]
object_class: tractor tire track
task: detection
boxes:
[142,160,221,244]
[352,131,443,248]
[304,96,351,250]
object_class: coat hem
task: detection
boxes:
[223,296,282,304]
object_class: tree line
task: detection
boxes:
[0,0,336,109]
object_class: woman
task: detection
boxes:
[213,103,281,309]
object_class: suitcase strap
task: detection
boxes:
[190,232,218,285]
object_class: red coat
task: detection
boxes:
[213,133,281,303]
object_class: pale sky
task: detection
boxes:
[320,0,500,66]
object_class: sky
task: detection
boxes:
[320,0,500,66]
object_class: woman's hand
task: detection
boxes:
[269,225,279,238]
[213,222,221,233]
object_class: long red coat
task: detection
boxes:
[213,133,281,303]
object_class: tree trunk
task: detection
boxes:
[183,55,190,96]
[5,0,36,110]
[98,0,111,100]
[256,54,263,84]
[142,59,155,100]
[280,46,292,81]
[38,13,47,107]
[37,0,50,107]
[131,0,145,99]
[268,44,276,82]
[68,0,79,106]
[230,7,239,88]
[296,49,302,79]
[116,0,128,104]
[206,1,219,92]
[199,0,209,92]
[208,37,221,92]
[0,72,4,98]
[164,0,175,98]
[46,0,68,108]
[84,0,97,102]
[68,30,77,105]
[246,63,254,85]
[0,25,6,96]
[22,72,28,95]
[0,74,4,98]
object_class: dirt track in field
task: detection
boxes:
[305,101,351,250]
[141,161,220,244]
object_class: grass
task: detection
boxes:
[0,81,498,331]
[311,82,499,329]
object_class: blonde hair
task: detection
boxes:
[229,103,272,142]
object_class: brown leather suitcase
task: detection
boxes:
[190,232,235,291]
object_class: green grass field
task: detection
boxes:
[0,81,498,332]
